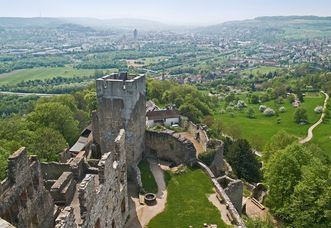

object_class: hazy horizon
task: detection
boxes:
[1,0,331,26]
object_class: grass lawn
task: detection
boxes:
[241,66,282,76]
[216,94,324,150]
[310,99,331,159]
[148,168,227,228]
[138,160,158,194]
[0,66,97,85]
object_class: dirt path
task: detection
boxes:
[208,193,232,225]
[125,160,167,228]
[300,91,329,144]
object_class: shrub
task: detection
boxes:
[237,100,247,109]
[226,106,235,112]
[279,106,286,113]
[246,108,255,119]
[259,105,267,112]
[314,106,323,114]
[294,108,308,124]
[264,108,275,117]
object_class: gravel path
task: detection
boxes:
[300,91,329,144]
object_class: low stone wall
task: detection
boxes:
[197,161,246,228]
[145,130,197,165]
[187,121,209,151]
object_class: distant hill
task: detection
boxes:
[0,17,172,31]
[196,16,331,40]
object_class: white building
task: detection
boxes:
[146,109,180,128]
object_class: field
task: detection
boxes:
[148,168,227,228]
[216,94,324,150]
[0,66,97,85]
[241,66,282,76]
[126,56,169,68]
[310,99,331,158]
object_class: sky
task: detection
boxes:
[1,0,331,25]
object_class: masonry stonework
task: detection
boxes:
[145,129,197,165]
[0,148,55,228]
[92,73,146,176]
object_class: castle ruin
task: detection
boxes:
[0,72,246,227]
[92,73,146,178]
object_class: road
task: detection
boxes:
[0,91,60,97]
[300,91,329,144]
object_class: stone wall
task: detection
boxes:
[217,176,243,216]
[0,148,55,228]
[208,140,225,177]
[145,130,197,165]
[77,129,128,228]
[93,73,146,176]
[186,121,209,151]
[197,161,246,228]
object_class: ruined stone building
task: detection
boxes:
[0,129,128,228]
[0,73,145,228]
[0,72,246,227]
[92,73,146,177]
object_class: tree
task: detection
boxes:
[179,103,203,123]
[225,139,262,183]
[29,127,68,162]
[246,107,255,119]
[250,94,260,104]
[294,107,308,123]
[28,102,79,145]
[259,105,267,112]
[263,131,297,164]
[264,144,313,217]
[286,159,330,227]
[84,90,97,112]
[263,108,275,117]
[225,93,236,105]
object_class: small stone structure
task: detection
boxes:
[145,129,197,165]
[217,176,244,215]
[92,73,146,177]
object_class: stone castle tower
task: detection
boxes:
[92,73,146,176]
